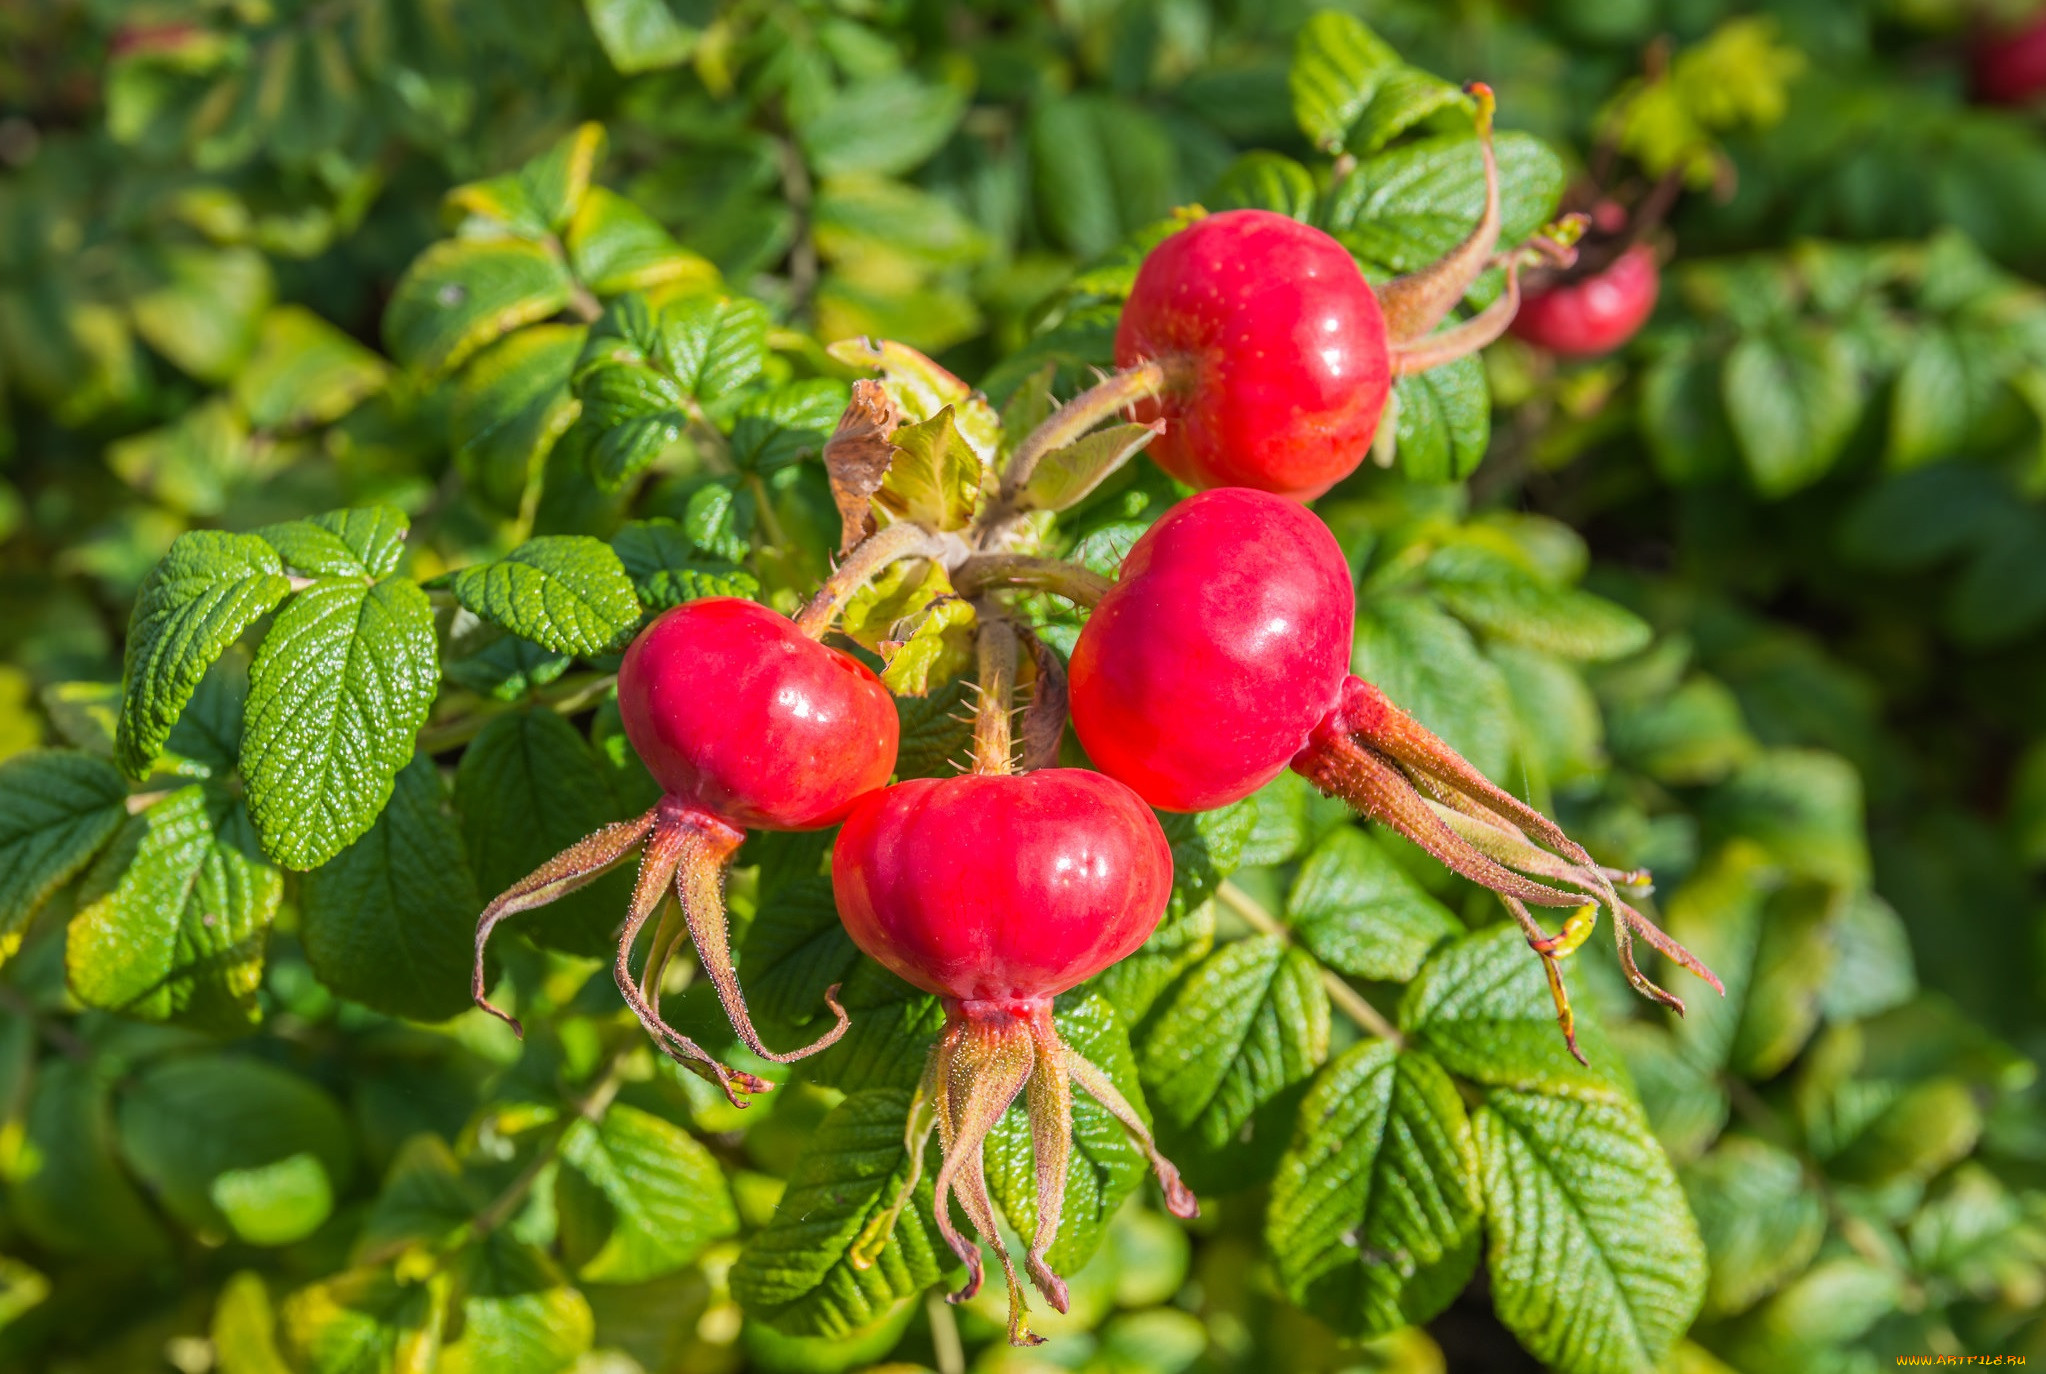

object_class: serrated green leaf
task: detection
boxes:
[1289,11,1399,151]
[559,1102,737,1283]
[452,324,586,513]
[116,530,291,778]
[682,480,752,562]
[1400,924,1625,1101]
[1681,1134,1825,1318]
[258,505,410,581]
[611,519,758,610]
[356,1135,483,1258]
[583,0,700,72]
[1608,1022,1727,1167]
[232,305,390,432]
[279,1264,439,1374]
[1160,800,1255,923]
[1388,354,1489,482]
[1330,133,1566,279]
[566,187,717,296]
[1476,1087,1707,1374]
[986,995,1149,1277]
[729,1089,946,1338]
[1285,826,1460,982]
[455,710,636,956]
[1722,328,1863,499]
[1604,674,1755,787]
[440,1236,592,1374]
[6,1059,169,1261]
[0,750,127,959]
[875,406,981,532]
[67,784,282,1029]
[444,124,603,237]
[300,753,479,1022]
[796,73,967,179]
[1706,749,1867,889]
[877,592,976,698]
[116,1055,353,1246]
[1140,936,1331,1151]
[1020,423,1158,513]
[1267,1042,1481,1337]
[240,577,438,870]
[729,379,851,474]
[449,536,640,657]
[1207,152,1317,219]
[132,244,273,383]
[1428,544,1651,662]
[384,238,574,378]
[1352,594,1514,780]
[827,336,999,462]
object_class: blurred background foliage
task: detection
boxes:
[3,1,2046,1372]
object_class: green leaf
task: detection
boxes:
[986,995,1149,1277]
[1290,12,1467,154]
[1640,348,1739,485]
[1351,594,1514,780]
[877,594,976,698]
[1285,826,1460,982]
[232,305,390,432]
[357,1134,483,1257]
[583,0,705,74]
[1267,1042,1481,1337]
[729,1089,946,1338]
[1713,1257,1902,1371]
[875,407,982,533]
[796,74,967,179]
[1400,925,1624,1101]
[1604,674,1755,787]
[240,577,439,870]
[212,1272,293,1374]
[451,325,586,513]
[1331,133,1566,277]
[1207,152,1317,219]
[448,536,640,657]
[455,710,636,956]
[383,238,574,378]
[566,187,719,295]
[1021,423,1159,513]
[1493,644,1606,788]
[729,379,850,474]
[116,1055,353,1246]
[1388,354,1489,483]
[300,753,480,1022]
[67,785,282,1030]
[6,1059,169,1261]
[1160,800,1256,924]
[559,1102,738,1283]
[116,530,291,778]
[258,506,410,581]
[1706,749,1868,889]
[1427,544,1652,662]
[1721,328,1863,499]
[1139,935,1331,1151]
[0,750,128,959]
[279,1264,439,1374]
[1820,890,1915,1022]
[1681,1134,1825,1318]
[611,519,758,610]
[132,245,273,383]
[1476,1087,1707,1374]
[440,1237,592,1374]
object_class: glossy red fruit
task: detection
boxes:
[1974,15,2046,104]
[618,597,899,831]
[1115,210,1391,501]
[1069,489,1354,812]
[832,769,1171,1002]
[1510,243,1660,357]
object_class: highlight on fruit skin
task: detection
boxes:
[1511,238,1661,356]
[470,596,899,1106]
[832,767,1198,1347]
[1111,83,1536,500]
[1067,486,1720,1062]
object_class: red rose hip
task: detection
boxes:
[1114,87,1536,500]
[1510,242,1660,357]
[1973,14,2046,104]
[1069,488,1354,811]
[833,769,1195,1346]
[474,596,899,1104]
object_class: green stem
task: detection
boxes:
[971,610,1018,776]
[1217,881,1402,1044]
[792,521,938,638]
[417,673,618,757]
[994,360,1172,509]
[951,553,1112,607]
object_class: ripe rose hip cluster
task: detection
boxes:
[471,86,1715,1347]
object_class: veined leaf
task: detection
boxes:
[257,505,410,581]
[439,1237,592,1374]
[1722,328,1863,499]
[232,305,390,432]
[611,519,758,610]
[1476,1087,1707,1374]
[383,237,575,378]
[874,406,981,533]
[1291,11,1464,153]
[451,325,585,514]
[1285,826,1460,982]
[558,1103,737,1283]
[1020,423,1160,513]
[1267,1042,1481,1337]
[728,1089,946,1339]
[1427,543,1652,662]
[565,186,717,294]
[240,577,438,870]
[116,530,291,778]
[0,750,128,959]
[1681,1134,1825,1317]
[279,1264,441,1374]
[67,784,282,1029]
[447,536,640,657]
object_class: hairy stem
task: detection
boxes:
[997,359,1171,505]
[952,554,1112,607]
[793,520,939,638]
[971,611,1018,776]
[1217,881,1403,1044]
[1378,82,1502,346]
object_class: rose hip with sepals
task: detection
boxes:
[832,620,1195,1347]
[472,596,898,1105]
[1114,86,1532,500]
[1066,488,1720,1060]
